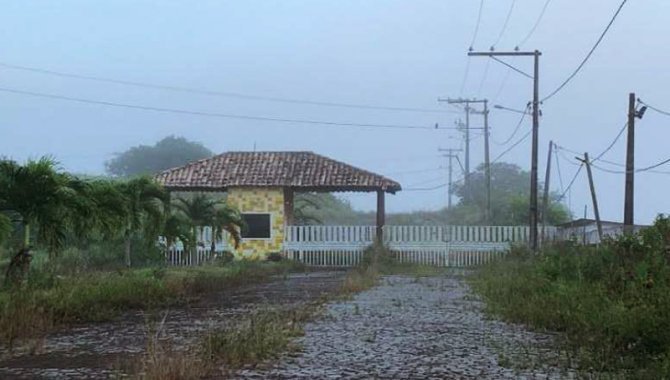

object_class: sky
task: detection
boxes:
[1,0,670,224]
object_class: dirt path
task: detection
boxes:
[238,273,575,379]
[0,270,347,379]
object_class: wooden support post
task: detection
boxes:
[283,188,294,227]
[376,190,385,243]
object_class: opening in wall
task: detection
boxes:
[241,213,272,239]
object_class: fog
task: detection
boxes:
[2,0,669,223]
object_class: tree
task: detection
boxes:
[451,162,570,225]
[170,194,243,253]
[0,157,85,257]
[105,136,213,177]
[117,177,168,267]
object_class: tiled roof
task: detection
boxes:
[155,151,401,193]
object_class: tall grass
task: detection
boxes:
[472,216,670,377]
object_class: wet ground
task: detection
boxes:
[238,274,575,379]
[0,271,575,379]
[0,270,347,379]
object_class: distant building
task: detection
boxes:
[557,218,647,244]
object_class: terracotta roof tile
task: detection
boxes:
[155,151,401,193]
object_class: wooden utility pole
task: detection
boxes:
[439,98,487,189]
[624,92,636,233]
[541,141,553,243]
[577,152,603,242]
[470,101,491,223]
[469,50,542,251]
[439,148,463,209]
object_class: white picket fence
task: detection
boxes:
[283,225,375,267]
[283,225,556,267]
[165,247,215,266]
[164,224,558,267]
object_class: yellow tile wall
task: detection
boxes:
[226,187,284,260]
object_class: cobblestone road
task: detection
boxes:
[238,273,575,379]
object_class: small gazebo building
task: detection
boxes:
[155,151,401,259]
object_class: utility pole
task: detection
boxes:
[624,93,636,233]
[469,50,542,251]
[577,152,603,243]
[541,141,553,244]
[470,101,491,223]
[438,98,487,188]
[439,148,463,209]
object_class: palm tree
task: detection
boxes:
[172,194,244,253]
[172,194,217,253]
[211,205,244,251]
[162,210,190,250]
[117,177,168,267]
[0,157,79,257]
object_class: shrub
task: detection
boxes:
[472,215,670,377]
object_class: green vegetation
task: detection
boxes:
[472,216,670,378]
[294,162,570,226]
[105,135,213,177]
[0,259,303,347]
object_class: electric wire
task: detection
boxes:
[0,61,447,114]
[461,0,486,96]
[542,0,629,102]
[493,0,517,47]
[517,0,553,47]
[470,0,486,49]
[492,129,531,163]
[0,86,446,130]
[556,163,584,202]
[477,59,491,97]
[493,104,530,145]
[554,143,566,197]
[638,99,670,117]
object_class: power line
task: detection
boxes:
[541,0,629,102]
[638,99,670,117]
[384,167,445,175]
[492,129,531,163]
[477,59,491,97]
[461,0,486,96]
[554,120,627,163]
[517,0,553,47]
[404,183,448,192]
[493,104,529,145]
[0,86,450,130]
[470,0,486,49]
[554,144,566,196]
[0,61,448,114]
[593,121,628,161]
[493,0,517,48]
[591,157,670,174]
[557,163,584,202]
[491,66,512,104]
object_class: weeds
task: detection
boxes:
[0,260,304,347]
[202,305,315,370]
[471,215,670,378]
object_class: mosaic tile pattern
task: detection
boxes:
[227,187,284,259]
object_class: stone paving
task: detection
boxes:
[238,274,575,379]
